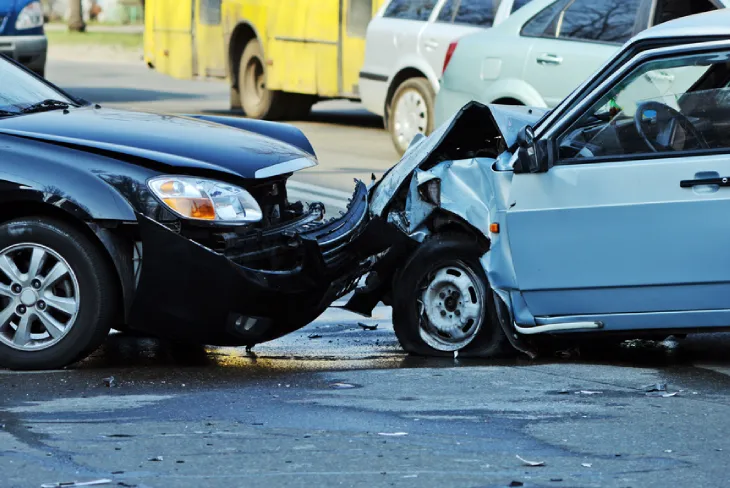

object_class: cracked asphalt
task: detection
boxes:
[2,60,730,488]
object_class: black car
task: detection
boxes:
[0,57,382,370]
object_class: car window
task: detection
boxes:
[557,51,730,162]
[520,0,566,38]
[557,0,642,44]
[0,58,74,114]
[436,0,503,27]
[511,0,534,13]
[653,0,716,26]
[383,0,437,20]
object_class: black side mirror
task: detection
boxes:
[515,125,548,174]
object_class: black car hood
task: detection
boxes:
[0,107,316,179]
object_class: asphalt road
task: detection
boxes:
[2,60,730,488]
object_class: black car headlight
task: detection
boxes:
[148,176,262,223]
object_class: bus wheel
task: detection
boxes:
[239,39,287,120]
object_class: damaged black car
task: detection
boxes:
[0,56,381,370]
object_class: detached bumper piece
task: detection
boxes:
[129,181,374,346]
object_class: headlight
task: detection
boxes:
[15,1,44,30]
[148,176,262,223]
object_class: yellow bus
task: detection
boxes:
[144,0,385,119]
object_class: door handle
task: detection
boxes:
[424,39,439,50]
[536,53,563,65]
[680,176,730,188]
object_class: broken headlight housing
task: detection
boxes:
[148,176,262,223]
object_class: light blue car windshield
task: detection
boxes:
[0,58,74,115]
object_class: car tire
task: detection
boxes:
[392,234,512,358]
[0,218,116,370]
[238,38,288,120]
[388,77,435,156]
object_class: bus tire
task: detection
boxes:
[238,38,288,120]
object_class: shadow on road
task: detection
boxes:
[62,87,204,103]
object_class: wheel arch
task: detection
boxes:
[228,21,261,108]
[384,66,434,129]
[430,210,491,254]
[0,198,134,325]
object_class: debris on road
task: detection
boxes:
[358,322,378,331]
[41,480,112,488]
[509,481,524,487]
[516,454,545,467]
[102,376,115,388]
[576,390,602,395]
[643,383,667,392]
[330,382,356,389]
[582,463,593,468]
[148,456,163,462]
[308,334,322,339]
[647,391,679,398]
[378,432,408,437]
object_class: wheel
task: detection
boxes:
[238,38,288,120]
[388,77,435,156]
[0,218,116,370]
[392,234,511,357]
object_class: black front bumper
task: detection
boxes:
[128,181,383,346]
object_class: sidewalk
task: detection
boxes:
[45,22,144,34]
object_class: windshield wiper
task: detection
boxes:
[21,99,71,114]
[0,109,18,117]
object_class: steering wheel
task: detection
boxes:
[634,101,709,153]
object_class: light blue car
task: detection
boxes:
[347,8,730,358]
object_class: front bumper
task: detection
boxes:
[128,180,387,346]
[0,35,47,72]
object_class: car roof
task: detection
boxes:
[633,8,730,43]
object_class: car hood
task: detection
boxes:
[370,102,547,216]
[0,107,316,179]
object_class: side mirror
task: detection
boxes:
[515,125,548,174]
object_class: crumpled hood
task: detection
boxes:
[0,106,316,179]
[370,101,547,216]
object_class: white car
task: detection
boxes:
[434,0,729,127]
[359,0,534,155]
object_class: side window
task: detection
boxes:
[520,0,566,38]
[511,0,534,13]
[653,0,716,26]
[200,0,221,25]
[383,0,437,21]
[438,0,503,27]
[347,0,373,37]
[557,0,642,44]
[557,51,730,162]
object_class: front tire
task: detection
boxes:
[388,77,435,156]
[238,38,288,120]
[392,234,511,358]
[0,218,116,370]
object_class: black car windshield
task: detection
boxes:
[0,58,75,115]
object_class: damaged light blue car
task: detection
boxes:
[345,9,730,357]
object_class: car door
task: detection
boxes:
[507,45,730,327]
[520,0,641,108]
[419,0,504,77]
[366,0,438,84]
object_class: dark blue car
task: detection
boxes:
[0,0,46,76]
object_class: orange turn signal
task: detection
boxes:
[163,197,216,220]
[489,223,500,234]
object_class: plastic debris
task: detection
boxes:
[509,482,524,487]
[330,382,356,389]
[308,333,322,339]
[102,376,115,388]
[664,449,673,453]
[358,322,378,331]
[41,480,112,488]
[454,350,459,359]
[582,463,592,468]
[643,383,667,392]
[378,432,408,436]
[646,391,679,398]
[148,456,163,462]
[516,454,545,467]
[550,479,563,482]
[576,390,602,395]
